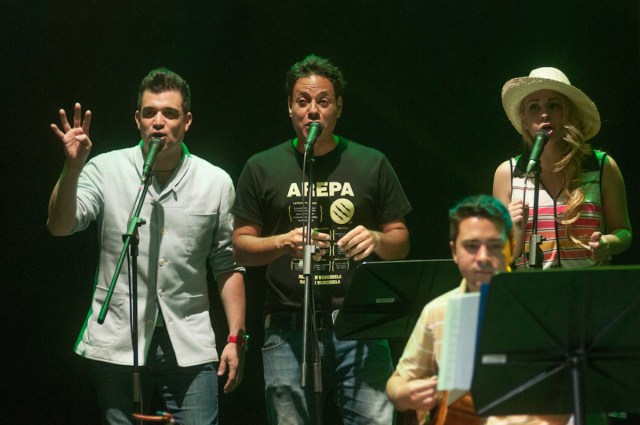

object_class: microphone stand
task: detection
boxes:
[300,147,324,425]
[527,161,545,268]
[98,167,156,425]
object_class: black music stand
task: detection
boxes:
[334,259,460,340]
[471,266,640,425]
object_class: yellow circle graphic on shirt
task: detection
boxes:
[330,198,355,224]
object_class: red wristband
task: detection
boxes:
[227,333,250,350]
[227,335,245,345]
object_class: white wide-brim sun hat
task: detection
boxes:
[501,67,601,141]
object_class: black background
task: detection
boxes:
[3,1,639,423]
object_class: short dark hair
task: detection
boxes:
[285,54,346,98]
[449,194,512,242]
[138,67,191,114]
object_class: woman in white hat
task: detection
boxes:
[493,67,631,269]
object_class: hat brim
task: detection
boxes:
[502,77,601,141]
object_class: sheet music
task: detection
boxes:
[437,292,480,391]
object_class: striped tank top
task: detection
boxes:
[510,149,607,269]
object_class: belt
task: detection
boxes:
[264,311,338,330]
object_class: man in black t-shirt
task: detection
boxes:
[232,54,411,425]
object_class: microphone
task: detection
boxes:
[304,122,323,153]
[526,129,551,174]
[142,137,165,182]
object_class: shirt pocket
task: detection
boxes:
[85,286,127,348]
[183,212,218,254]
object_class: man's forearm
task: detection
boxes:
[218,271,246,335]
[374,227,410,260]
[232,233,289,266]
[47,163,81,236]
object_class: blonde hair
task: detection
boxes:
[520,93,593,248]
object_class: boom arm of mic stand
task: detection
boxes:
[98,177,152,324]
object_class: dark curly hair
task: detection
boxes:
[285,54,346,98]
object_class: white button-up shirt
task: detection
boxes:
[72,144,241,367]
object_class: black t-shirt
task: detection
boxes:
[232,136,412,313]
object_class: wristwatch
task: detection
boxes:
[227,332,250,351]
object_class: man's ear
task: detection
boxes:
[450,240,458,264]
[135,110,141,130]
[184,112,193,131]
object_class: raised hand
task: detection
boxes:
[50,102,93,170]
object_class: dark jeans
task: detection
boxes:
[90,325,218,425]
[262,312,395,425]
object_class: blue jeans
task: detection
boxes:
[90,325,218,425]
[263,313,395,425]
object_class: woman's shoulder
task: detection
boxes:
[494,156,519,178]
